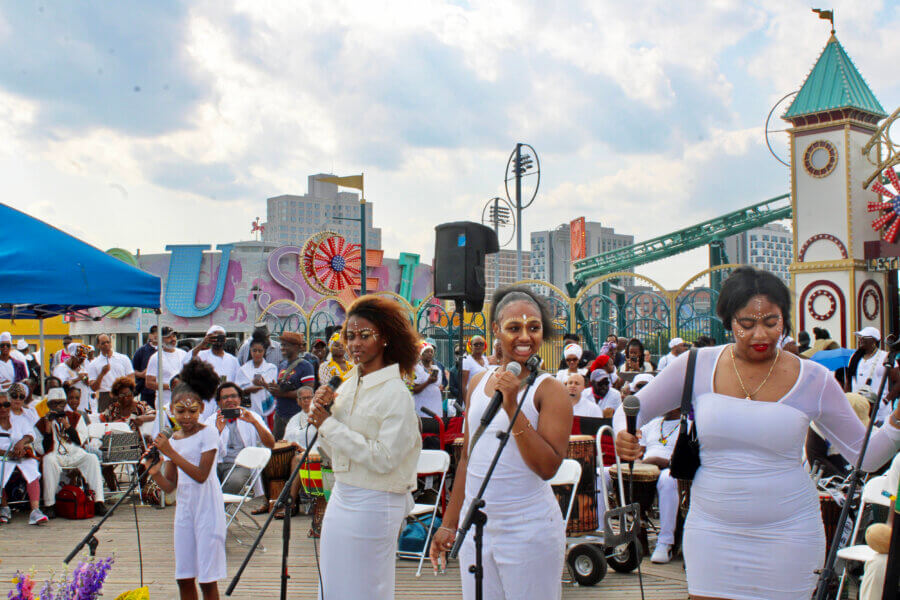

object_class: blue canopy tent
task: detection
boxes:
[0,203,160,319]
[0,203,161,400]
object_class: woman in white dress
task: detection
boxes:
[0,389,47,525]
[241,339,278,418]
[430,286,573,600]
[148,360,226,600]
[615,267,900,600]
[307,295,422,600]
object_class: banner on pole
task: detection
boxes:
[570,217,586,261]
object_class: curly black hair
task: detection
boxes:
[175,358,221,402]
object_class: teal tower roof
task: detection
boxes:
[784,35,885,121]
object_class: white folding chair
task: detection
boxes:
[835,475,890,598]
[222,446,272,547]
[549,458,583,528]
[397,449,451,577]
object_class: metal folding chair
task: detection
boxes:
[222,446,272,547]
[397,449,450,576]
[89,422,144,503]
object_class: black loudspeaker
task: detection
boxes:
[434,222,500,312]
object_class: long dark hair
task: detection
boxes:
[342,295,419,378]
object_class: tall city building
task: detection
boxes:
[530,221,634,291]
[262,174,382,249]
[724,222,792,284]
[485,249,532,302]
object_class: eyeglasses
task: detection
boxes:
[47,401,66,407]
[344,329,379,342]
[0,344,10,349]
[116,391,134,400]
[9,394,25,400]
[0,402,10,408]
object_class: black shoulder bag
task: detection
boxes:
[668,348,700,480]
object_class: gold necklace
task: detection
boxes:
[730,344,780,400]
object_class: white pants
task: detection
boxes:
[861,553,888,600]
[458,501,565,600]
[602,467,677,545]
[319,482,411,600]
[42,448,105,505]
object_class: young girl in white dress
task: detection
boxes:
[148,360,226,600]
[615,267,900,600]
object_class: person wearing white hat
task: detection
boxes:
[556,343,587,384]
[9,339,27,364]
[183,325,251,420]
[0,332,26,393]
[846,327,896,424]
[583,368,622,418]
[52,343,94,413]
[656,337,688,372]
[35,387,107,519]
[412,342,446,418]
[0,389,47,525]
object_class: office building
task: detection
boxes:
[262,174,382,249]
[724,222,792,284]
[485,249,532,303]
[530,221,635,291]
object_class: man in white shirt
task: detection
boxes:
[638,408,682,564]
[52,344,94,413]
[657,337,688,371]
[567,372,603,418]
[206,382,275,495]
[37,388,107,519]
[145,327,188,410]
[847,327,896,424]
[87,334,135,413]
[583,369,621,417]
[184,325,251,390]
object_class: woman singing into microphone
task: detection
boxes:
[430,285,573,600]
[307,295,422,600]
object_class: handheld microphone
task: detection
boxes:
[140,426,174,467]
[468,362,522,450]
[623,395,640,438]
[320,376,343,414]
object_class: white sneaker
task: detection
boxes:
[650,542,672,564]
[0,506,10,523]
[29,509,48,525]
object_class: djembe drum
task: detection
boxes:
[553,435,599,535]
[261,440,296,501]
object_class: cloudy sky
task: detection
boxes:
[3,0,899,288]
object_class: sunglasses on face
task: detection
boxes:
[48,401,66,408]
[344,329,379,342]
[0,344,9,349]
[9,394,25,400]
[0,402,10,408]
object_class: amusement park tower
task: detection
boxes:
[785,34,888,349]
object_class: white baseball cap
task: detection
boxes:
[0,332,11,344]
[632,373,655,387]
[854,327,881,342]
[16,339,28,351]
[206,325,226,336]
[668,337,685,350]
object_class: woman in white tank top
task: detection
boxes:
[430,286,573,600]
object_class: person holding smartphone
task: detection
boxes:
[204,381,274,494]
[183,325,251,420]
[412,342,445,418]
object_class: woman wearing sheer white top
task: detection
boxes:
[615,267,900,600]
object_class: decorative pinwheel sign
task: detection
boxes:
[868,167,900,242]
[312,234,362,292]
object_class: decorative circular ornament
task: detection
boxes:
[313,235,361,292]
[300,231,338,296]
[862,288,879,321]
[866,167,900,242]
[803,140,838,178]
[807,289,837,321]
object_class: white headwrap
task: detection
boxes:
[563,343,583,360]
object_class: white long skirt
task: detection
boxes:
[458,498,566,600]
[319,481,411,600]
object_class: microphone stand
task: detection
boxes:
[227,431,320,600]
[64,459,147,564]
[813,341,900,600]
[448,364,540,600]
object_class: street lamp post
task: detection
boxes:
[481,197,514,291]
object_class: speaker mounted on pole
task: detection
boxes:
[433,221,500,313]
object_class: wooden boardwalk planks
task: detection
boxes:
[0,500,688,599]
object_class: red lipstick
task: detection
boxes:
[751,344,769,352]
